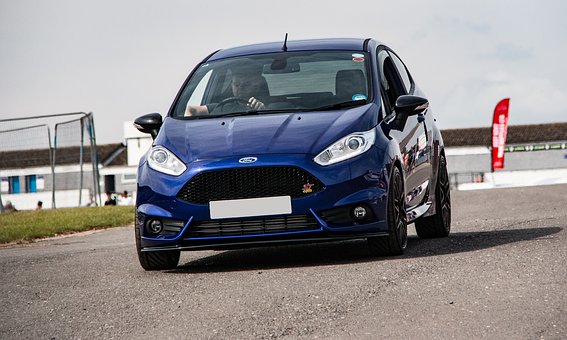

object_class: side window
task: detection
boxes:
[377,49,406,112]
[388,51,413,94]
[186,69,214,106]
[174,66,231,117]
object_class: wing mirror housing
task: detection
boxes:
[392,95,429,130]
[395,95,429,115]
[134,113,163,139]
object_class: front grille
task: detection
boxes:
[177,166,324,204]
[187,214,320,238]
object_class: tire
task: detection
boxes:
[415,154,451,238]
[368,166,407,256]
[135,223,180,271]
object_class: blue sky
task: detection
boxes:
[1,0,565,143]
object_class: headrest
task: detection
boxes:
[335,69,367,102]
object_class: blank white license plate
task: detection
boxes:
[209,196,292,219]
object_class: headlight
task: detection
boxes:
[147,146,186,176]
[314,128,376,166]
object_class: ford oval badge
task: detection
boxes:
[239,157,258,164]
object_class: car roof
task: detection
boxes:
[208,38,377,61]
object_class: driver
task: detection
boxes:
[185,72,266,116]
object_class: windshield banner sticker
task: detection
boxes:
[352,94,367,101]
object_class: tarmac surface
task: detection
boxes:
[1,184,566,339]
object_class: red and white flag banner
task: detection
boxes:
[491,98,510,171]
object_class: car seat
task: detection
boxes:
[335,69,367,102]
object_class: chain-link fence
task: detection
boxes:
[0,112,101,211]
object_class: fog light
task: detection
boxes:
[147,219,163,234]
[353,206,367,220]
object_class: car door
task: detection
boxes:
[377,48,430,209]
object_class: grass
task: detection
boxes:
[0,206,134,244]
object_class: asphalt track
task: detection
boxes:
[1,184,566,339]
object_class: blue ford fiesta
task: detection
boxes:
[133,38,451,270]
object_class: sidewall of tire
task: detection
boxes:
[368,165,407,256]
[135,222,180,271]
[414,155,451,238]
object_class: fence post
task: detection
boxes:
[79,118,84,207]
[87,113,102,206]
[49,126,56,209]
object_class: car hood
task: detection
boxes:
[157,103,379,163]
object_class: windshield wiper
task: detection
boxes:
[187,110,261,119]
[190,101,367,119]
[212,109,294,118]
[212,110,263,118]
[311,100,367,111]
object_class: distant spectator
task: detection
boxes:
[35,201,43,210]
[118,190,133,206]
[86,192,97,207]
[3,200,18,212]
[104,191,117,206]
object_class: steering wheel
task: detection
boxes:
[213,97,249,113]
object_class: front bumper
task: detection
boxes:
[136,150,391,251]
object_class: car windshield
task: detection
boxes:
[172,51,371,118]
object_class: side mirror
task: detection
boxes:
[394,95,429,116]
[134,113,162,139]
[391,95,429,131]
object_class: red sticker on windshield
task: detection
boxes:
[352,57,364,62]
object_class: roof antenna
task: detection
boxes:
[282,33,288,51]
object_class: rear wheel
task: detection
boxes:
[415,154,451,238]
[368,166,407,256]
[135,223,180,270]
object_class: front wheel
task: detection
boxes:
[368,166,407,256]
[414,154,451,238]
[135,224,180,270]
